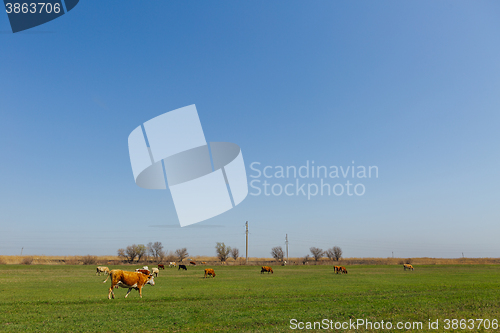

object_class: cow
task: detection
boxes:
[190,261,197,265]
[169,262,177,268]
[201,262,207,265]
[96,266,109,276]
[135,269,151,275]
[261,266,273,274]
[334,266,342,274]
[341,266,348,274]
[151,267,159,277]
[204,268,216,278]
[158,264,165,270]
[403,264,414,271]
[102,269,155,299]
[178,264,187,271]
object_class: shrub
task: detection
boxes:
[64,256,80,265]
[21,256,33,265]
[82,255,97,265]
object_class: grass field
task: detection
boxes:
[1,264,500,332]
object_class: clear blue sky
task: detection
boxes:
[1,1,499,258]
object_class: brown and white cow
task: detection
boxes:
[340,266,348,274]
[152,267,159,277]
[135,268,151,275]
[96,266,109,276]
[190,261,197,265]
[334,266,342,274]
[103,269,155,299]
[403,264,414,271]
[204,268,216,278]
[261,266,273,274]
[169,262,177,268]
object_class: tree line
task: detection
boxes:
[117,242,241,263]
[270,246,343,262]
[117,242,341,264]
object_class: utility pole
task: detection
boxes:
[285,234,289,263]
[392,251,393,258]
[245,221,248,264]
[21,247,23,256]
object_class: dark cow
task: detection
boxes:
[204,268,216,278]
[158,264,165,270]
[190,261,197,265]
[103,269,155,299]
[178,264,187,271]
[261,266,273,274]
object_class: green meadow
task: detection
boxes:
[1,264,500,332]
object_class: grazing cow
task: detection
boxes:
[341,266,348,274]
[103,269,155,299]
[201,262,207,265]
[152,267,159,277]
[158,264,165,270]
[169,262,177,268]
[190,261,197,265]
[135,269,150,275]
[178,264,187,271]
[204,268,216,278]
[334,266,342,274]
[403,264,414,271]
[96,266,110,276]
[261,266,273,274]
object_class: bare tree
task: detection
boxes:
[325,248,335,261]
[271,246,284,262]
[175,248,189,262]
[231,247,240,260]
[215,242,231,262]
[310,247,324,261]
[117,248,126,261]
[125,245,139,262]
[136,244,147,262]
[147,241,164,261]
[333,246,342,261]
[147,242,154,260]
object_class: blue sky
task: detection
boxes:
[1,1,499,259]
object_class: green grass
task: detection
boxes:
[1,264,500,332]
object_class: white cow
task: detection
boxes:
[152,267,159,277]
[96,266,110,276]
[169,262,176,268]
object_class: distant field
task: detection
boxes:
[1,265,500,332]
